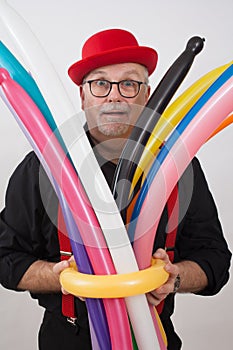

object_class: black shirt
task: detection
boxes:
[0,150,231,349]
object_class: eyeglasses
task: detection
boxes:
[82,79,147,98]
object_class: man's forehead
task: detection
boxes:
[86,63,146,78]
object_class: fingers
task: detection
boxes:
[53,260,70,275]
[53,258,86,301]
[147,280,173,306]
[153,248,170,263]
[53,260,72,295]
[53,255,75,275]
[153,248,179,276]
[147,248,180,306]
[146,290,168,306]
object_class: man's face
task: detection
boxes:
[80,63,150,144]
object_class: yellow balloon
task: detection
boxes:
[130,61,233,196]
[154,307,168,347]
[60,258,169,298]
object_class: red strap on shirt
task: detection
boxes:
[57,205,76,319]
[156,183,179,314]
[165,183,179,262]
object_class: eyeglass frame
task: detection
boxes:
[82,79,148,98]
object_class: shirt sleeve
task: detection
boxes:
[176,157,232,296]
[0,152,59,291]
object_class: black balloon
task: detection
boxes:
[112,36,205,222]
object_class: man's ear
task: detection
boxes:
[146,85,151,103]
[80,86,84,110]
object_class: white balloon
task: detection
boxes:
[0,2,164,348]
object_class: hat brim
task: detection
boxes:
[68,46,158,86]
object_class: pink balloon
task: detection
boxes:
[134,76,233,269]
[0,68,133,350]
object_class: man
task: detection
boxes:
[0,28,231,350]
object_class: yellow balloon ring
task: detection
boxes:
[60,258,169,298]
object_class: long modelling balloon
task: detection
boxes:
[0,81,111,350]
[130,61,233,194]
[0,68,133,350]
[0,40,111,348]
[112,36,204,221]
[132,66,233,269]
[0,3,167,346]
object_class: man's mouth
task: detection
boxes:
[102,111,126,114]
[100,109,129,123]
[101,110,127,117]
[96,105,132,136]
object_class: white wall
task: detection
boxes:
[0,0,232,349]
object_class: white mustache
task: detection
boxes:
[100,103,130,114]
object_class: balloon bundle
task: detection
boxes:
[0,2,232,349]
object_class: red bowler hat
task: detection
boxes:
[68,28,158,86]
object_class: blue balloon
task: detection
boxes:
[0,41,58,132]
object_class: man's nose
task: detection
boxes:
[107,83,122,102]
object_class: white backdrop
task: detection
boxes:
[0,0,232,349]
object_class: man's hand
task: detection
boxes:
[146,248,179,306]
[146,247,208,306]
[53,258,73,295]
[53,257,85,300]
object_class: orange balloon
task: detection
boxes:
[206,112,233,141]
